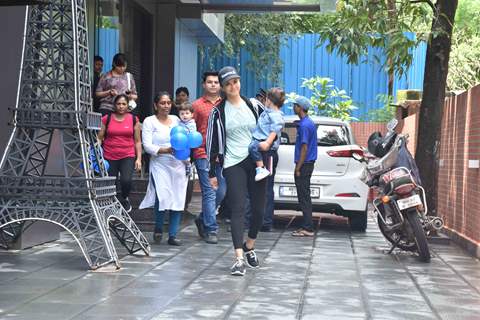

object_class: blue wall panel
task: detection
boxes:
[198,33,426,119]
[97,28,119,74]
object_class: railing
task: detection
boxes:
[0,175,117,199]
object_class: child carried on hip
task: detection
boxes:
[248,88,285,181]
[178,102,196,176]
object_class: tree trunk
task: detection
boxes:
[386,0,396,96]
[415,0,458,216]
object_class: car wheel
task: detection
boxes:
[348,206,368,232]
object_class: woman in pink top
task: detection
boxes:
[98,94,142,212]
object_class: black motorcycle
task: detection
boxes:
[352,119,443,262]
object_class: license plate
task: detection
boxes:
[279,186,320,198]
[397,194,422,210]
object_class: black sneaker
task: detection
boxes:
[167,237,182,246]
[122,197,132,213]
[243,243,259,268]
[194,216,205,239]
[205,233,218,244]
[230,257,246,276]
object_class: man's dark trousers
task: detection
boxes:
[294,162,314,231]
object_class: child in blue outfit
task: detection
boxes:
[178,102,196,176]
[248,88,285,181]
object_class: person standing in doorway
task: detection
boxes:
[291,96,317,237]
[192,71,226,244]
[171,86,190,116]
[92,55,103,113]
[95,53,138,115]
[207,66,267,276]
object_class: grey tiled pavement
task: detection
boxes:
[1,197,480,319]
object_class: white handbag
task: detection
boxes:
[126,72,137,110]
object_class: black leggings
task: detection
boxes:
[106,157,135,202]
[223,157,267,249]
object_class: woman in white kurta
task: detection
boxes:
[139,92,188,246]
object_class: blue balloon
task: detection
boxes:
[174,148,190,160]
[188,131,203,148]
[170,125,188,137]
[171,132,189,150]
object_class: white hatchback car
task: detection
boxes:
[274,115,369,231]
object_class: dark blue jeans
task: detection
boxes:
[248,139,264,162]
[154,208,181,237]
[151,174,182,237]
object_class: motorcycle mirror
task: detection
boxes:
[386,118,398,131]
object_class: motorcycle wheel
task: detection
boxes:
[377,204,416,251]
[405,209,431,263]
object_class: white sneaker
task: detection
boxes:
[255,167,270,181]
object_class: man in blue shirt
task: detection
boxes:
[292,96,317,237]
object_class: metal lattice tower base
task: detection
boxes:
[0,0,150,269]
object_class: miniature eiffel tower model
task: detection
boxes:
[0,0,150,269]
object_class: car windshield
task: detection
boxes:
[280,123,351,146]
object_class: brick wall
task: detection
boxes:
[437,85,480,252]
[351,122,386,148]
[352,87,480,256]
[399,114,419,155]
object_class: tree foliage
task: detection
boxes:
[447,0,480,91]
[202,1,435,86]
[360,94,396,122]
[302,0,432,78]
[287,76,358,121]
[200,13,305,83]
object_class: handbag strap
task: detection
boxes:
[126,72,131,91]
